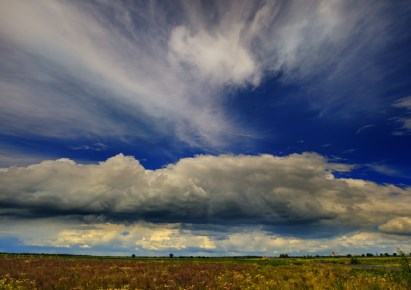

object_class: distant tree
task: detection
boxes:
[384,253,390,256]
[131,254,136,258]
[169,253,174,258]
[346,254,352,258]
[279,253,288,258]
[393,253,397,257]
[366,253,374,257]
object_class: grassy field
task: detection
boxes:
[0,254,410,289]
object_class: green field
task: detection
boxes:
[0,254,410,289]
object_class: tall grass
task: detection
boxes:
[398,248,411,288]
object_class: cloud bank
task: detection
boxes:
[1,152,410,254]
[1,218,410,256]
[1,153,410,236]
[0,0,400,148]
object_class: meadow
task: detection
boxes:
[0,253,410,289]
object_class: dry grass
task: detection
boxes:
[0,255,409,289]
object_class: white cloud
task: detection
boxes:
[0,152,410,238]
[379,217,411,235]
[0,147,53,167]
[52,223,216,251]
[394,96,411,110]
[168,25,260,86]
[393,96,411,135]
[0,0,232,146]
[366,164,401,177]
[0,0,396,147]
[220,230,411,255]
[1,219,410,255]
[356,124,375,135]
[0,220,216,252]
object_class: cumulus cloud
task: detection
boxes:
[0,219,216,253]
[220,230,411,255]
[1,152,410,238]
[379,217,411,235]
[52,223,215,251]
[0,0,400,147]
[1,219,410,255]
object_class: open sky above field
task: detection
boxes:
[1,0,411,256]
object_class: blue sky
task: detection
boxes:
[0,0,411,256]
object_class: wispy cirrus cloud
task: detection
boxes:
[392,96,411,135]
[366,163,401,177]
[356,124,376,135]
[71,142,108,152]
[0,0,401,148]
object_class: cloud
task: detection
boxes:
[379,217,411,235]
[0,219,216,252]
[220,230,411,255]
[366,163,401,177]
[53,224,216,251]
[394,96,411,110]
[1,219,410,255]
[392,96,411,135]
[0,0,232,147]
[356,124,375,135]
[0,147,52,168]
[168,25,260,86]
[1,152,410,239]
[0,0,401,148]
[71,143,108,152]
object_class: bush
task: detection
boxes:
[350,256,360,265]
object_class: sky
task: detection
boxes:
[0,0,411,256]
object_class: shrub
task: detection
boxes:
[350,256,360,265]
